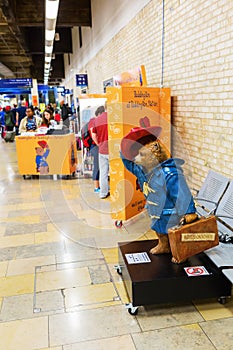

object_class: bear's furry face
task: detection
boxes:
[134,140,169,173]
[35,147,44,156]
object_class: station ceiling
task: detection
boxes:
[0,0,92,85]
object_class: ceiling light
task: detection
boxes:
[46,29,55,41]
[45,56,52,63]
[46,0,59,20]
[44,0,60,84]
[45,45,53,54]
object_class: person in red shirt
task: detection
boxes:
[91,107,109,199]
[88,106,105,192]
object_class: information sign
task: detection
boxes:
[76,74,88,87]
[0,78,32,88]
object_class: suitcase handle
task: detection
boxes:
[179,213,199,226]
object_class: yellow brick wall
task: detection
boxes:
[77,0,233,189]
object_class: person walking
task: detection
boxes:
[60,100,71,128]
[4,106,15,142]
[15,101,27,135]
[88,105,105,192]
[91,106,109,199]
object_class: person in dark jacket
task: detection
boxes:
[15,101,27,135]
[60,100,71,128]
[120,117,197,263]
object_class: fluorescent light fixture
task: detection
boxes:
[45,45,53,54]
[45,56,52,63]
[44,0,60,84]
[46,29,55,41]
[46,0,59,20]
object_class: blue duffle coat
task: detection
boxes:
[121,154,196,234]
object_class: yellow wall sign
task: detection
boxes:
[106,86,171,222]
[113,65,147,87]
[32,95,39,107]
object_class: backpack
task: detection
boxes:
[5,111,15,127]
[81,121,94,149]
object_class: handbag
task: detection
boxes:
[168,215,219,263]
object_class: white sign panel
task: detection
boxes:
[125,252,151,264]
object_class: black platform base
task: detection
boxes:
[118,240,232,307]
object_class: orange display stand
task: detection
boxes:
[15,133,77,176]
[106,86,171,224]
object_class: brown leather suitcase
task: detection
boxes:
[168,215,219,263]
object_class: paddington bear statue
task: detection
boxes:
[120,117,197,263]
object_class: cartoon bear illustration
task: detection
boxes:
[35,140,50,174]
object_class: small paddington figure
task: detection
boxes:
[120,117,197,263]
[35,140,50,174]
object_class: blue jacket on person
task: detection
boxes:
[120,154,196,234]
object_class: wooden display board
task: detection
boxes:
[16,133,77,176]
[106,86,171,222]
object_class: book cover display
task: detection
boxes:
[107,85,171,222]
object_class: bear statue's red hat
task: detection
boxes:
[37,140,48,149]
[121,117,162,160]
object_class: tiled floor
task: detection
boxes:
[0,139,232,350]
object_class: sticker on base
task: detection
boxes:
[184,266,209,277]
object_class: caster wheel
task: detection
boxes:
[218,296,227,305]
[128,307,138,315]
[116,267,122,275]
[23,175,31,180]
[115,220,123,228]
